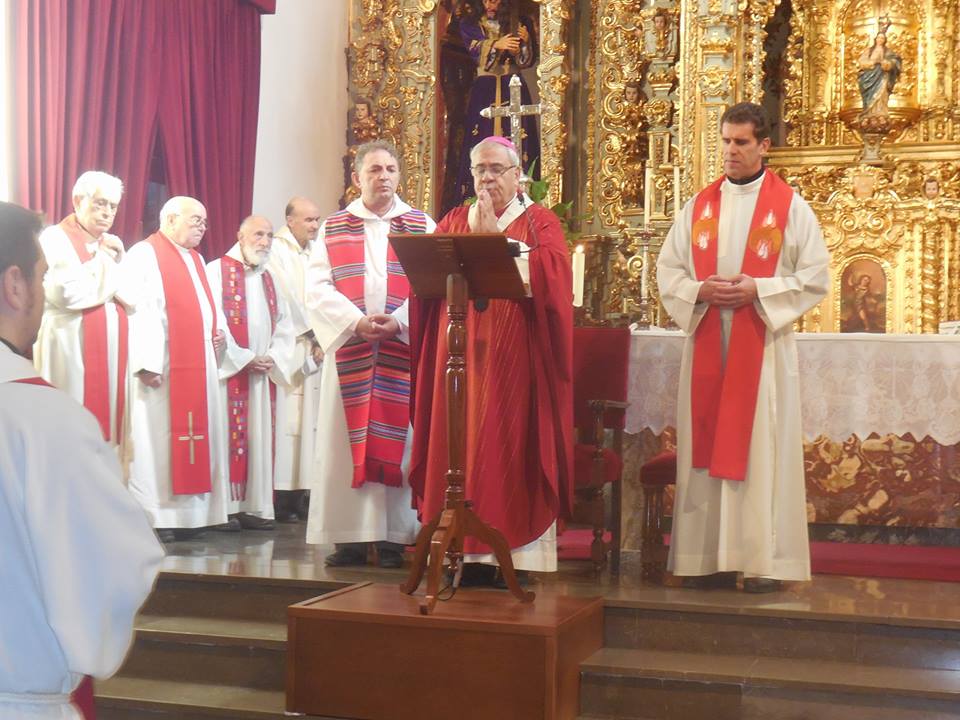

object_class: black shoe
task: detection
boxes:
[275,510,299,523]
[458,563,498,587]
[156,528,176,543]
[295,490,310,520]
[742,577,782,594]
[377,548,404,569]
[681,572,738,590]
[236,512,275,531]
[324,546,369,567]
[493,568,530,589]
[211,517,242,532]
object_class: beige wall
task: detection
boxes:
[0,0,12,202]
[251,0,349,225]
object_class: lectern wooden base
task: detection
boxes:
[287,582,604,720]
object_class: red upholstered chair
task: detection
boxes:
[640,450,677,582]
[571,326,631,574]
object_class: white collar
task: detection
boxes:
[722,171,766,196]
[0,342,41,384]
[274,225,313,254]
[466,193,533,232]
[346,195,414,221]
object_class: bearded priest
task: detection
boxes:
[207,215,296,530]
[407,135,574,584]
[657,102,830,594]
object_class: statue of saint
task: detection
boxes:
[857,28,902,121]
[620,81,646,205]
[350,99,380,146]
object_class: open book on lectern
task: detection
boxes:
[388,232,527,301]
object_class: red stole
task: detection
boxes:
[323,208,426,488]
[220,256,279,501]
[689,170,793,481]
[58,215,128,442]
[146,233,218,495]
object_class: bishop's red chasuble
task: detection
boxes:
[408,202,574,553]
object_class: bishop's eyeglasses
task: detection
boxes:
[470,164,517,178]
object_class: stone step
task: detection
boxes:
[142,571,343,623]
[603,603,960,671]
[95,677,294,719]
[579,647,960,720]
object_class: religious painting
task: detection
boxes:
[436,0,541,217]
[840,258,886,333]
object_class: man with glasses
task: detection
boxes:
[408,135,574,586]
[34,171,133,449]
[124,196,244,543]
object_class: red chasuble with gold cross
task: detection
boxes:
[689,170,794,482]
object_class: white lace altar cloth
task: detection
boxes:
[627,329,960,445]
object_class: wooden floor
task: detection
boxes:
[95,521,960,720]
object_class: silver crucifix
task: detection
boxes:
[479,74,541,167]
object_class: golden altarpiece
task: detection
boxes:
[342,0,960,545]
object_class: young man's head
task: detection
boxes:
[0,202,46,353]
[720,102,772,181]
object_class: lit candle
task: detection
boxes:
[644,166,653,227]
[641,243,650,300]
[673,165,681,217]
[572,245,585,307]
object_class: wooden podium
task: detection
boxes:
[389,232,532,614]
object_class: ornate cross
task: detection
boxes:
[178,411,205,465]
[479,74,541,165]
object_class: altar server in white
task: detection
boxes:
[0,200,163,720]
[207,215,296,528]
[34,171,133,447]
[124,196,244,541]
[657,103,830,592]
[268,197,323,520]
[305,140,435,568]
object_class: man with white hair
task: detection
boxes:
[124,196,242,542]
[268,197,323,521]
[33,170,132,446]
[207,215,296,529]
[408,135,574,585]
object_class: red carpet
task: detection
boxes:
[557,529,960,582]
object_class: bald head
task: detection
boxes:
[160,196,208,249]
[237,215,274,267]
[285,196,321,248]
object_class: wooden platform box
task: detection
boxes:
[287,581,604,720]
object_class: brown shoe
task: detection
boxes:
[742,577,782,593]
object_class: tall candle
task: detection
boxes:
[644,165,653,226]
[673,165,681,217]
[572,245,585,307]
[641,243,650,300]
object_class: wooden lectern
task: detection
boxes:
[389,232,535,615]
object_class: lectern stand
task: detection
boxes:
[389,232,534,615]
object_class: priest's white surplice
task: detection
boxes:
[207,245,297,519]
[123,238,241,529]
[304,197,434,546]
[657,174,830,581]
[33,225,132,446]
[0,344,163,719]
[266,225,321,492]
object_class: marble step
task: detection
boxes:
[142,571,343,623]
[603,603,960,671]
[579,647,960,720]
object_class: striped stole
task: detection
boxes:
[221,256,279,501]
[324,208,428,487]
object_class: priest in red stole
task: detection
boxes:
[408,136,574,579]
[657,103,829,593]
[34,171,132,449]
[124,196,245,543]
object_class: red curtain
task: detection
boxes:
[11,0,271,257]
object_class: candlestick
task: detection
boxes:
[641,243,650,300]
[572,245,585,307]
